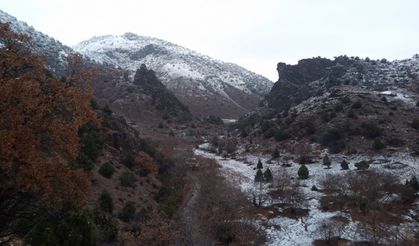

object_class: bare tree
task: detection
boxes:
[316,218,347,241]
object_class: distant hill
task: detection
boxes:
[75,33,273,118]
[236,55,419,155]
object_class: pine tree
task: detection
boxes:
[263,168,273,182]
[407,176,419,191]
[323,155,331,169]
[298,165,309,179]
[133,64,148,85]
[257,159,263,169]
[255,169,264,182]
[340,160,349,170]
[99,190,113,213]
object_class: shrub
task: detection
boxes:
[361,122,382,139]
[93,210,118,242]
[122,152,136,168]
[90,99,99,110]
[70,152,94,171]
[260,120,273,133]
[303,120,316,135]
[224,138,237,154]
[119,201,136,222]
[80,128,104,161]
[321,128,346,153]
[272,148,280,159]
[322,128,342,144]
[135,152,158,176]
[103,104,112,115]
[298,155,313,164]
[406,176,419,191]
[341,96,351,104]
[99,190,113,214]
[99,162,115,179]
[355,160,370,170]
[205,115,223,125]
[372,139,385,150]
[274,129,289,141]
[410,118,419,130]
[320,111,330,122]
[340,160,349,170]
[240,129,248,138]
[119,171,137,187]
[347,110,357,119]
[323,155,331,169]
[25,210,96,246]
[334,103,343,112]
[298,165,309,179]
[351,101,362,109]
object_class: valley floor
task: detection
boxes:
[195,145,419,245]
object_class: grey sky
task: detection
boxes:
[1,0,418,81]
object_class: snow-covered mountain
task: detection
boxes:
[75,33,273,118]
[0,10,192,124]
[0,10,74,76]
[266,55,419,110]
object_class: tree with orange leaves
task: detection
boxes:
[0,22,99,209]
[135,151,159,176]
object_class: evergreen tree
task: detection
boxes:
[99,162,116,179]
[118,201,136,222]
[263,168,273,182]
[103,104,112,115]
[407,176,419,191]
[323,155,331,169]
[257,159,263,169]
[298,165,309,179]
[340,160,349,170]
[255,169,264,182]
[355,160,370,170]
[272,148,280,159]
[133,64,148,85]
[99,190,113,214]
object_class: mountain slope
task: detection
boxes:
[0,10,192,125]
[265,55,419,110]
[236,55,419,155]
[0,10,76,77]
[75,33,273,118]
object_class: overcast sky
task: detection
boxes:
[1,0,419,81]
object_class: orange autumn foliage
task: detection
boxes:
[0,23,99,208]
[135,151,159,176]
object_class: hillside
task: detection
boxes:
[0,15,191,246]
[265,55,419,110]
[0,10,192,126]
[75,33,273,118]
[236,56,419,155]
[196,55,419,245]
[2,6,419,246]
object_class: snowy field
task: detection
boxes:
[195,146,419,245]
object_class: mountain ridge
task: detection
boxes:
[75,33,273,118]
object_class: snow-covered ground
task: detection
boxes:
[194,145,419,245]
[378,89,417,106]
